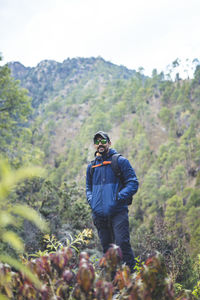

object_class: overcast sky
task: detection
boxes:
[1,0,200,75]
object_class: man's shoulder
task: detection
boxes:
[117,154,129,163]
[116,155,133,171]
[87,162,93,171]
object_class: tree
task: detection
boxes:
[193,65,200,85]
[0,58,32,162]
[165,195,185,230]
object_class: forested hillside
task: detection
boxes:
[1,56,200,298]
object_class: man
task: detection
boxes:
[86,131,139,272]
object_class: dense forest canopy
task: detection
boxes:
[0,55,200,299]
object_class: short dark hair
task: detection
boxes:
[93,131,110,143]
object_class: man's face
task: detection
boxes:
[94,136,111,154]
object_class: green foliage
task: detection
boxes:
[192,281,200,299]
[134,256,145,273]
[132,215,197,290]
[59,182,91,230]
[165,195,184,226]
[158,107,173,126]
[113,135,128,154]
[186,206,200,256]
[29,228,93,258]
[0,64,32,163]
[0,160,47,241]
[168,165,186,192]
[86,109,112,133]
[0,61,45,167]
[192,255,200,298]
[192,65,200,86]
[0,159,48,294]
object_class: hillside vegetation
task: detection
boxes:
[1,56,200,298]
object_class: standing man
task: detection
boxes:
[86,131,139,272]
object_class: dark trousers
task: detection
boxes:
[93,210,136,272]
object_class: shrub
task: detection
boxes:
[1,236,199,299]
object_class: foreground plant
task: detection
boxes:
[29,228,93,258]
[0,160,47,299]
[0,242,199,299]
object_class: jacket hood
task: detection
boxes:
[107,148,118,157]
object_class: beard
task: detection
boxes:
[98,145,107,154]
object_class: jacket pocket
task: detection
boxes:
[90,192,97,210]
[115,184,122,202]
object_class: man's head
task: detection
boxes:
[93,131,111,154]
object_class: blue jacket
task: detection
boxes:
[86,149,139,217]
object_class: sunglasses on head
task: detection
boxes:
[94,139,107,145]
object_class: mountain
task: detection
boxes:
[7,57,200,266]
[8,57,139,166]
[8,57,136,108]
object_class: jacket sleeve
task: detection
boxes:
[86,164,92,208]
[117,157,139,202]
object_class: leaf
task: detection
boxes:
[4,285,13,298]
[0,212,15,227]
[11,205,48,232]
[0,255,41,289]
[0,294,9,300]
[2,231,24,252]
[71,245,79,253]
[0,163,45,200]
[43,234,50,240]
[68,233,73,242]
[74,241,82,245]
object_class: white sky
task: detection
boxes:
[0,0,200,75]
